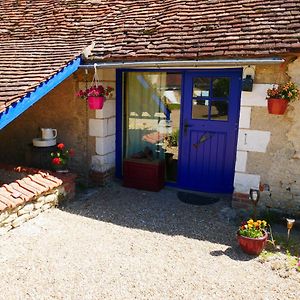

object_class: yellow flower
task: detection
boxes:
[248,219,254,224]
[254,222,258,227]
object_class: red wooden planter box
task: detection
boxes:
[123,158,165,192]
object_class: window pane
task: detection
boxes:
[193,78,210,97]
[192,99,209,119]
[124,72,181,182]
[212,78,230,98]
[211,100,228,121]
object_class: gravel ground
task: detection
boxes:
[0,183,299,300]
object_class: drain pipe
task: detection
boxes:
[79,57,284,69]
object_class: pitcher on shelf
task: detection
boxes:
[41,128,57,140]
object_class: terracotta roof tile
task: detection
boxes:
[28,174,59,190]
[0,170,64,212]
[4,182,35,202]
[0,187,17,208]
[0,0,300,116]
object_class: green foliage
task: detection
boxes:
[166,129,179,147]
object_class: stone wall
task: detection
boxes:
[0,189,59,235]
[233,56,300,216]
[0,166,76,235]
[0,76,95,183]
[76,68,116,185]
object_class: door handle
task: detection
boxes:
[184,120,192,135]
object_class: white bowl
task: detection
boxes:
[33,138,56,147]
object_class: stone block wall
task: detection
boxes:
[0,165,76,235]
[0,189,60,235]
[78,69,116,186]
[234,83,272,194]
[233,57,300,216]
[0,76,94,183]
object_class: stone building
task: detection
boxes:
[0,0,300,216]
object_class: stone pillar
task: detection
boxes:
[88,69,116,185]
[233,84,273,209]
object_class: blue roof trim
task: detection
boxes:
[0,57,81,130]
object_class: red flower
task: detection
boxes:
[52,157,61,165]
[69,148,75,157]
[57,143,65,150]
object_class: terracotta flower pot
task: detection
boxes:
[88,96,105,110]
[237,230,268,255]
[267,98,288,115]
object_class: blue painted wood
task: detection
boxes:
[115,68,242,191]
[115,70,123,178]
[0,57,81,130]
[180,69,242,193]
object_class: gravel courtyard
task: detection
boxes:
[0,183,299,300]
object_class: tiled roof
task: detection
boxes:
[0,0,98,113]
[91,0,300,61]
[0,0,300,115]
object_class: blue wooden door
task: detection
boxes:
[179,69,242,193]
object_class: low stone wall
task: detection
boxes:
[0,187,60,235]
[0,164,76,235]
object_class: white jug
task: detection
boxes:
[41,128,57,140]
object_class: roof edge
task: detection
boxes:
[0,56,81,130]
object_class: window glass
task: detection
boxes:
[124,72,182,182]
[193,78,210,97]
[211,100,228,120]
[192,99,209,119]
[212,77,230,98]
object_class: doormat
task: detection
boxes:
[177,191,219,206]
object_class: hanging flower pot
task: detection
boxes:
[267,98,288,115]
[76,65,114,110]
[266,82,299,115]
[88,96,105,110]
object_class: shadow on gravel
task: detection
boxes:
[210,248,254,261]
[60,183,250,259]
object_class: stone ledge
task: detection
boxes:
[0,164,77,235]
[0,188,61,235]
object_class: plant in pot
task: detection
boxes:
[77,85,114,110]
[50,143,74,172]
[267,82,299,115]
[237,219,268,255]
[164,129,179,164]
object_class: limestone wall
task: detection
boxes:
[234,56,300,215]
[0,76,95,182]
[75,68,116,184]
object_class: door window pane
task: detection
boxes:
[193,78,210,97]
[192,99,209,119]
[212,78,230,98]
[211,100,228,120]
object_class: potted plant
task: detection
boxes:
[77,85,114,110]
[237,219,268,255]
[267,82,299,115]
[50,143,74,172]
